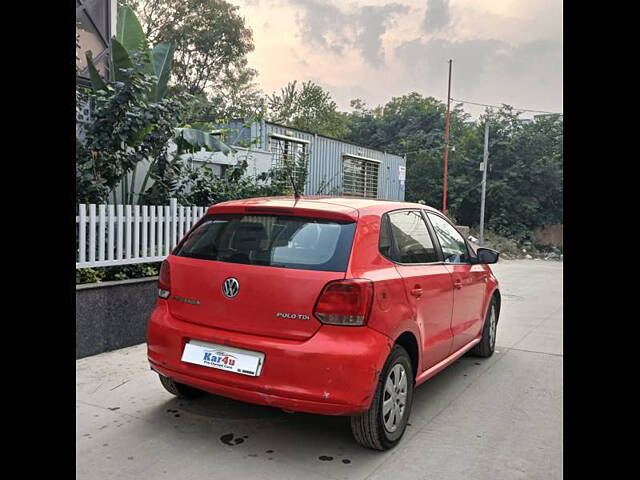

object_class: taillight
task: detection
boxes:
[158,260,171,299]
[313,279,374,326]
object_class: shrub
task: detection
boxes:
[76,262,161,285]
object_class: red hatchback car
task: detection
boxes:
[147,196,500,450]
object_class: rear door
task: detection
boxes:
[425,212,488,351]
[382,210,455,370]
[167,214,356,341]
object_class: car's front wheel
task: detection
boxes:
[350,345,414,450]
[158,374,206,399]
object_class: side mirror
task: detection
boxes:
[475,247,500,264]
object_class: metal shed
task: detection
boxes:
[221,119,406,201]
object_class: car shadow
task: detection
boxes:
[142,352,496,463]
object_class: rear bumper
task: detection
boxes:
[147,301,392,415]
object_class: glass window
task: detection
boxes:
[383,211,439,264]
[76,1,111,79]
[426,213,470,264]
[175,214,356,272]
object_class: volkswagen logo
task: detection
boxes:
[222,277,240,298]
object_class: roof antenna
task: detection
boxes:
[289,172,301,200]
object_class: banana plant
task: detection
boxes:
[137,128,237,202]
[174,128,234,156]
[80,3,235,205]
[86,3,224,150]
[84,4,173,102]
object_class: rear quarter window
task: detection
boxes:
[174,214,356,272]
[380,210,439,263]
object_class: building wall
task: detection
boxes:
[533,224,563,248]
[224,120,406,201]
[264,122,406,200]
[83,117,406,204]
[107,145,273,204]
[76,277,157,358]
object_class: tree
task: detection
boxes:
[183,60,263,123]
[123,0,255,98]
[339,94,563,242]
[267,80,350,137]
[474,109,563,240]
[78,3,234,205]
[76,63,187,204]
[341,93,456,209]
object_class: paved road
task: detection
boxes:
[76,259,563,480]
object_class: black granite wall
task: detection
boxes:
[76,277,158,359]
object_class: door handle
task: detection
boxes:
[453,280,463,289]
[410,286,423,297]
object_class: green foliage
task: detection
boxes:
[267,81,350,138]
[87,4,175,102]
[179,160,269,206]
[266,158,308,197]
[76,62,187,204]
[151,41,176,101]
[123,0,255,97]
[175,127,233,155]
[338,93,563,240]
[116,3,149,56]
[85,51,107,91]
[78,3,235,205]
[470,229,562,260]
[474,230,521,258]
[76,262,161,284]
[110,38,136,82]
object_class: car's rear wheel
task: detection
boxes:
[350,345,414,450]
[470,297,498,358]
[158,374,206,399]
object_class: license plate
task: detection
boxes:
[181,340,265,377]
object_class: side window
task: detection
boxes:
[426,213,469,264]
[382,211,439,264]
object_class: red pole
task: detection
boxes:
[442,59,452,214]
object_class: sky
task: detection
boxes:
[232,0,563,119]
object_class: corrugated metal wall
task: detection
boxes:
[221,120,406,201]
[265,123,405,201]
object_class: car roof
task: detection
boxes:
[211,196,442,217]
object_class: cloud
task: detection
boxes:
[394,36,562,108]
[358,4,410,66]
[423,0,450,33]
[239,0,562,115]
[291,0,409,67]
[293,0,352,54]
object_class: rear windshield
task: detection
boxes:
[174,214,356,272]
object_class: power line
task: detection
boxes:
[402,146,445,155]
[451,98,562,115]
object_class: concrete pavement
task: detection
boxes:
[76,259,563,479]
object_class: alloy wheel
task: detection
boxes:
[383,364,408,433]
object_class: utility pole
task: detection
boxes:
[479,121,489,245]
[442,59,452,214]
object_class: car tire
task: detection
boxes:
[470,297,498,358]
[158,374,206,399]
[350,345,414,451]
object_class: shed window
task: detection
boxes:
[269,136,308,188]
[342,156,380,198]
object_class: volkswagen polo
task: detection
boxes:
[147,196,500,450]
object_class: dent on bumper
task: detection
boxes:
[147,303,391,415]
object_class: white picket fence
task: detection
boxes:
[76,199,207,268]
